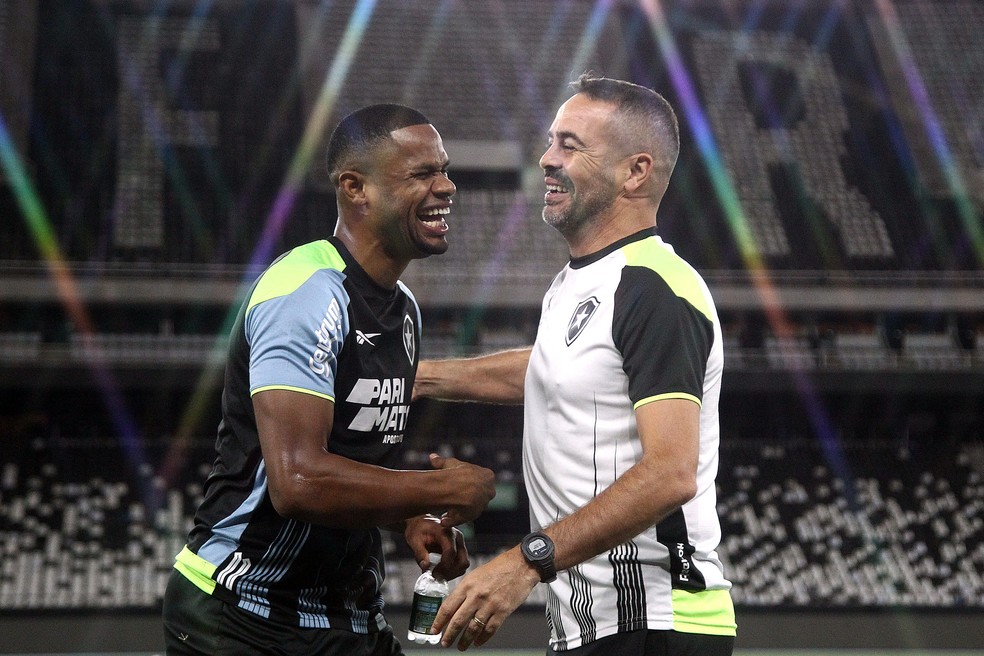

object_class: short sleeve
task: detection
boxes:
[612,266,713,408]
[245,270,350,401]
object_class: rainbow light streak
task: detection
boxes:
[159,318,234,488]
[114,11,213,245]
[165,0,380,476]
[753,0,847,270]
[165,0,377,489]
[250,0,378,271]
[533,1,575,85]
[0,112,154,507]
[459,0,615,345]
[398,0,453,105]
[636,1,774,306]
[555,0,616,110]
[872,0,984,266]
[637,0,856,486]
[168,1,237,232]
[513,0,616,142]
[469,13,516,141]
[456,194,539,348]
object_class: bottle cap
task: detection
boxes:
[427,553,442,566]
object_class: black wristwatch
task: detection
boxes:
[520,531,557,583]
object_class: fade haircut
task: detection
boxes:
[325,104,431,185]
[571,74,680,178]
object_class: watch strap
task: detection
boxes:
[522,531,557,583]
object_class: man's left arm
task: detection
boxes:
[433,397,700,650]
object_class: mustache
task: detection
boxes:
[545,168,573,189]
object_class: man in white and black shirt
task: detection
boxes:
[416,76,736,655]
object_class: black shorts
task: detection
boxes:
[555,628,734,656]
[162,568,404,656]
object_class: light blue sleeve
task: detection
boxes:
[244,270,350,401]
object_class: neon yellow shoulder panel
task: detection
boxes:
[246,240,346,313]
[621,238,713,323]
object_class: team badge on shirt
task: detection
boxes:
[403,313,416,364]
[566,296,600,346]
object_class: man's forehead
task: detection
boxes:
[368,127,444,177]
[395,123,443,149]
[389,122,440,147]
[549,94,614,137]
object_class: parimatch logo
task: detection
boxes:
[346,377,409,442]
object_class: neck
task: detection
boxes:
[565,200,658,259]
[333,224,405,289]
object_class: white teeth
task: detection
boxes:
[420,207,450,216]
[546,184,568,193]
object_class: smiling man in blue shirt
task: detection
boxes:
[162,104,496,656]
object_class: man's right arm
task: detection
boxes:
[414,347,531,404]
[254,389,496,529]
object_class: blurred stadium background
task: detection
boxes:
[1,0,982,653]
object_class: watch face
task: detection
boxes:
[527,537,548,557]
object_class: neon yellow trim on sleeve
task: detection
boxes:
[250,385,335,402]
[247,241,346,313]
[633,392,701,410]
[622,238,713,322]
[173,545,217,595]
[672,588,737,636]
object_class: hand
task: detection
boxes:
[404,515,469,580]
[431,548,541,651]
[429,453,495,526]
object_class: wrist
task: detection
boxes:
[511,548,545,588]
[520,531,557,583]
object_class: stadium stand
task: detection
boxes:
[718,438,984,607]
[1,413,981,610]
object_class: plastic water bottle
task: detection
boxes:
[407,553,448,644]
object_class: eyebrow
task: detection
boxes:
[408,157,450,174]
[548,130,586,147]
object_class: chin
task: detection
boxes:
[542,210,570,233]
[415,241,448,258]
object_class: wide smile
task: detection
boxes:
[544,181,570,205]
[417,206,450,235]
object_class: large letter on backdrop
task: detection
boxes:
[691,30,894,258]
[112,16,220,250]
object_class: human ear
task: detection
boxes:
[624,153,653,193]
[338,171,368,206]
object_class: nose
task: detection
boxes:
[433,173,456,199]
[539,144,559,172]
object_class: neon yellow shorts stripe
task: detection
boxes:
[672,588,737,636]
[173,545,218,595]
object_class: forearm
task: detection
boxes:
[544,455,695,572]
[274,454,465,528]
[415,348,531,404]
[255,390,494,530]
[542,399,700,570]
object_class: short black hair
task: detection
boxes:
[325,104,431,184]
[571,74,679,169]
